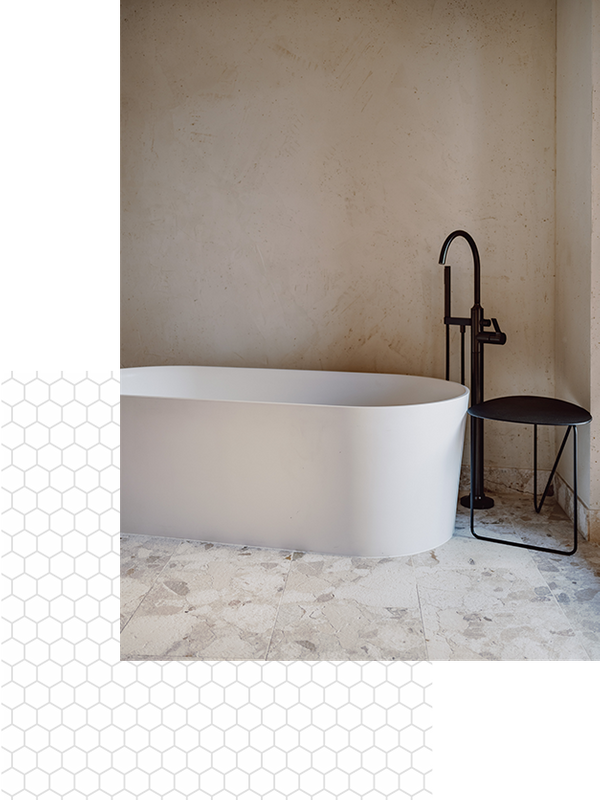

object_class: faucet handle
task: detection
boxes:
[476,318,507,345]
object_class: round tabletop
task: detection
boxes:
[468,395,592,426]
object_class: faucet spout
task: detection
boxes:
[438,229,481,306]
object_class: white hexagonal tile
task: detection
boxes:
[2,372,433,800]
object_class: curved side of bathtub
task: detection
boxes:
[120,368,469,557]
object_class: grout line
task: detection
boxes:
[263,550,297,660]
[119,534,185,636]
[412,557,430,662]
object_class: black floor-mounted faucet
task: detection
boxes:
[439,230,507,509]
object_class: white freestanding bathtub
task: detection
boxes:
[121,366,469,557]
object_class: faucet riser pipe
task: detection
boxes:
[444,266,451,381]
[439,230,506,511]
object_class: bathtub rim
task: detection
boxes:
[120,364,470,410]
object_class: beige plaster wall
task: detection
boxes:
[121,0,557,468]
[555,0,594,520]
[591,0,600,538]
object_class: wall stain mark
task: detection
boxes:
[271,42,319,72]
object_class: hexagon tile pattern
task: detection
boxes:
[2,373,432,798]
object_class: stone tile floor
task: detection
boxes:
[120,489,600,661]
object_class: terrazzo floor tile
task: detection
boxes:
[454,489,573,548]
[265,553,425,661]
[429,492,592,660]
[120,488,600,661]
[531,543,600,659]
[416,565,590,660]
[120,540,292,660]
[120,534,181,631]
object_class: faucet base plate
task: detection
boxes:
[460,494,495,510]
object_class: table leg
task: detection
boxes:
[534,424,572,514]
[469,423,578,556]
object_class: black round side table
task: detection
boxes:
[467,395,592,556]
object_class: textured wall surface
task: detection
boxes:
[592,0,600,538]
[555,0,600,541]
[121,0,557,468]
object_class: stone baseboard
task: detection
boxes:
[553,473,600,543]
[459,465,553,497]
